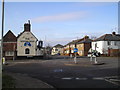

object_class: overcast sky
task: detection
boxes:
[0,2,118,46]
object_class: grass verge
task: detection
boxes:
[2,73,15,88]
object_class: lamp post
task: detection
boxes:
[1,0,4,90]
[1,0,4,63]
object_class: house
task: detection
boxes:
[63,36,92,56]
[77,36,92,56]
[3,30,17,60]
[51,44,63,55]
[63,38,84,56]
[92,32,120,56]
[17,20,38,58]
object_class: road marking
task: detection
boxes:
[75,78,88,80]
[105,79,120,86]
[53,69,63,72]
[92,77,104,80]
[61,77,73,80]
[64,64,90,67]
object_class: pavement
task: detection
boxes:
[3,71,54,88]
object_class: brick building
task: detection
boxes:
[3,30,17,60]
[63,36,92,56]
[77,36,92,56]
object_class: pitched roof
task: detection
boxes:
[77,38,92,44]
[94,34,120,41]
[3,30,17,42]
[17,31,38,41]
[53,44,63,48]
[67,38,84,45]
[66,36,91,45]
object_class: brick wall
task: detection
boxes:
[110,49,120,57]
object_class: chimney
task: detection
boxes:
[84,35,89,40]
[112,32,116,35]
[24,20,31,32]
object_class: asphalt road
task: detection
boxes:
[3,56,120,89]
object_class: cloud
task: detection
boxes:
[31,11,88,23]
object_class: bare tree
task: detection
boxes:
[90,35,97,40]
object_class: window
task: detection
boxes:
[25,48,30,54]
[114,41,117,46]
[55,49,58,51]
[107,41,111,45]
[95,43,97,48]
[5,51,14,56]
[79,50,82,54]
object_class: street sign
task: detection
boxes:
[74,48,78,53]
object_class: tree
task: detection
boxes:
[90,35,97,40]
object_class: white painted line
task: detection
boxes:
[105,79,120,86]
[109,79,120,82]
[61,77,73,80]
[75,77,88,80]
[92,77,104,80]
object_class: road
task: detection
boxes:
[3,56,119,88]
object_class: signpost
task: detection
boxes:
[74,48,78,64]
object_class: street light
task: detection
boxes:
[1,0,4,62]
[1,0,4,89]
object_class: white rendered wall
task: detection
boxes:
[17,32,37,56]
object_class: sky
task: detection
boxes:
[0,1,118,46]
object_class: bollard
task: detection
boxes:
[90,56,92,61]
[70,54,72,58]
[94,57,98,64]
[2,57,5,65]
[74,56,77,64]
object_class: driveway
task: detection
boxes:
[3,57,119,88]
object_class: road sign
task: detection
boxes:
[74,48,78,53]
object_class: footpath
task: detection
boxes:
[4,71,55,88]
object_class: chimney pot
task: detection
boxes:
[112,32,116,35]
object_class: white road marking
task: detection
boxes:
[92,77,104,80]
[61,77,73,80]
[75,78,88,80]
